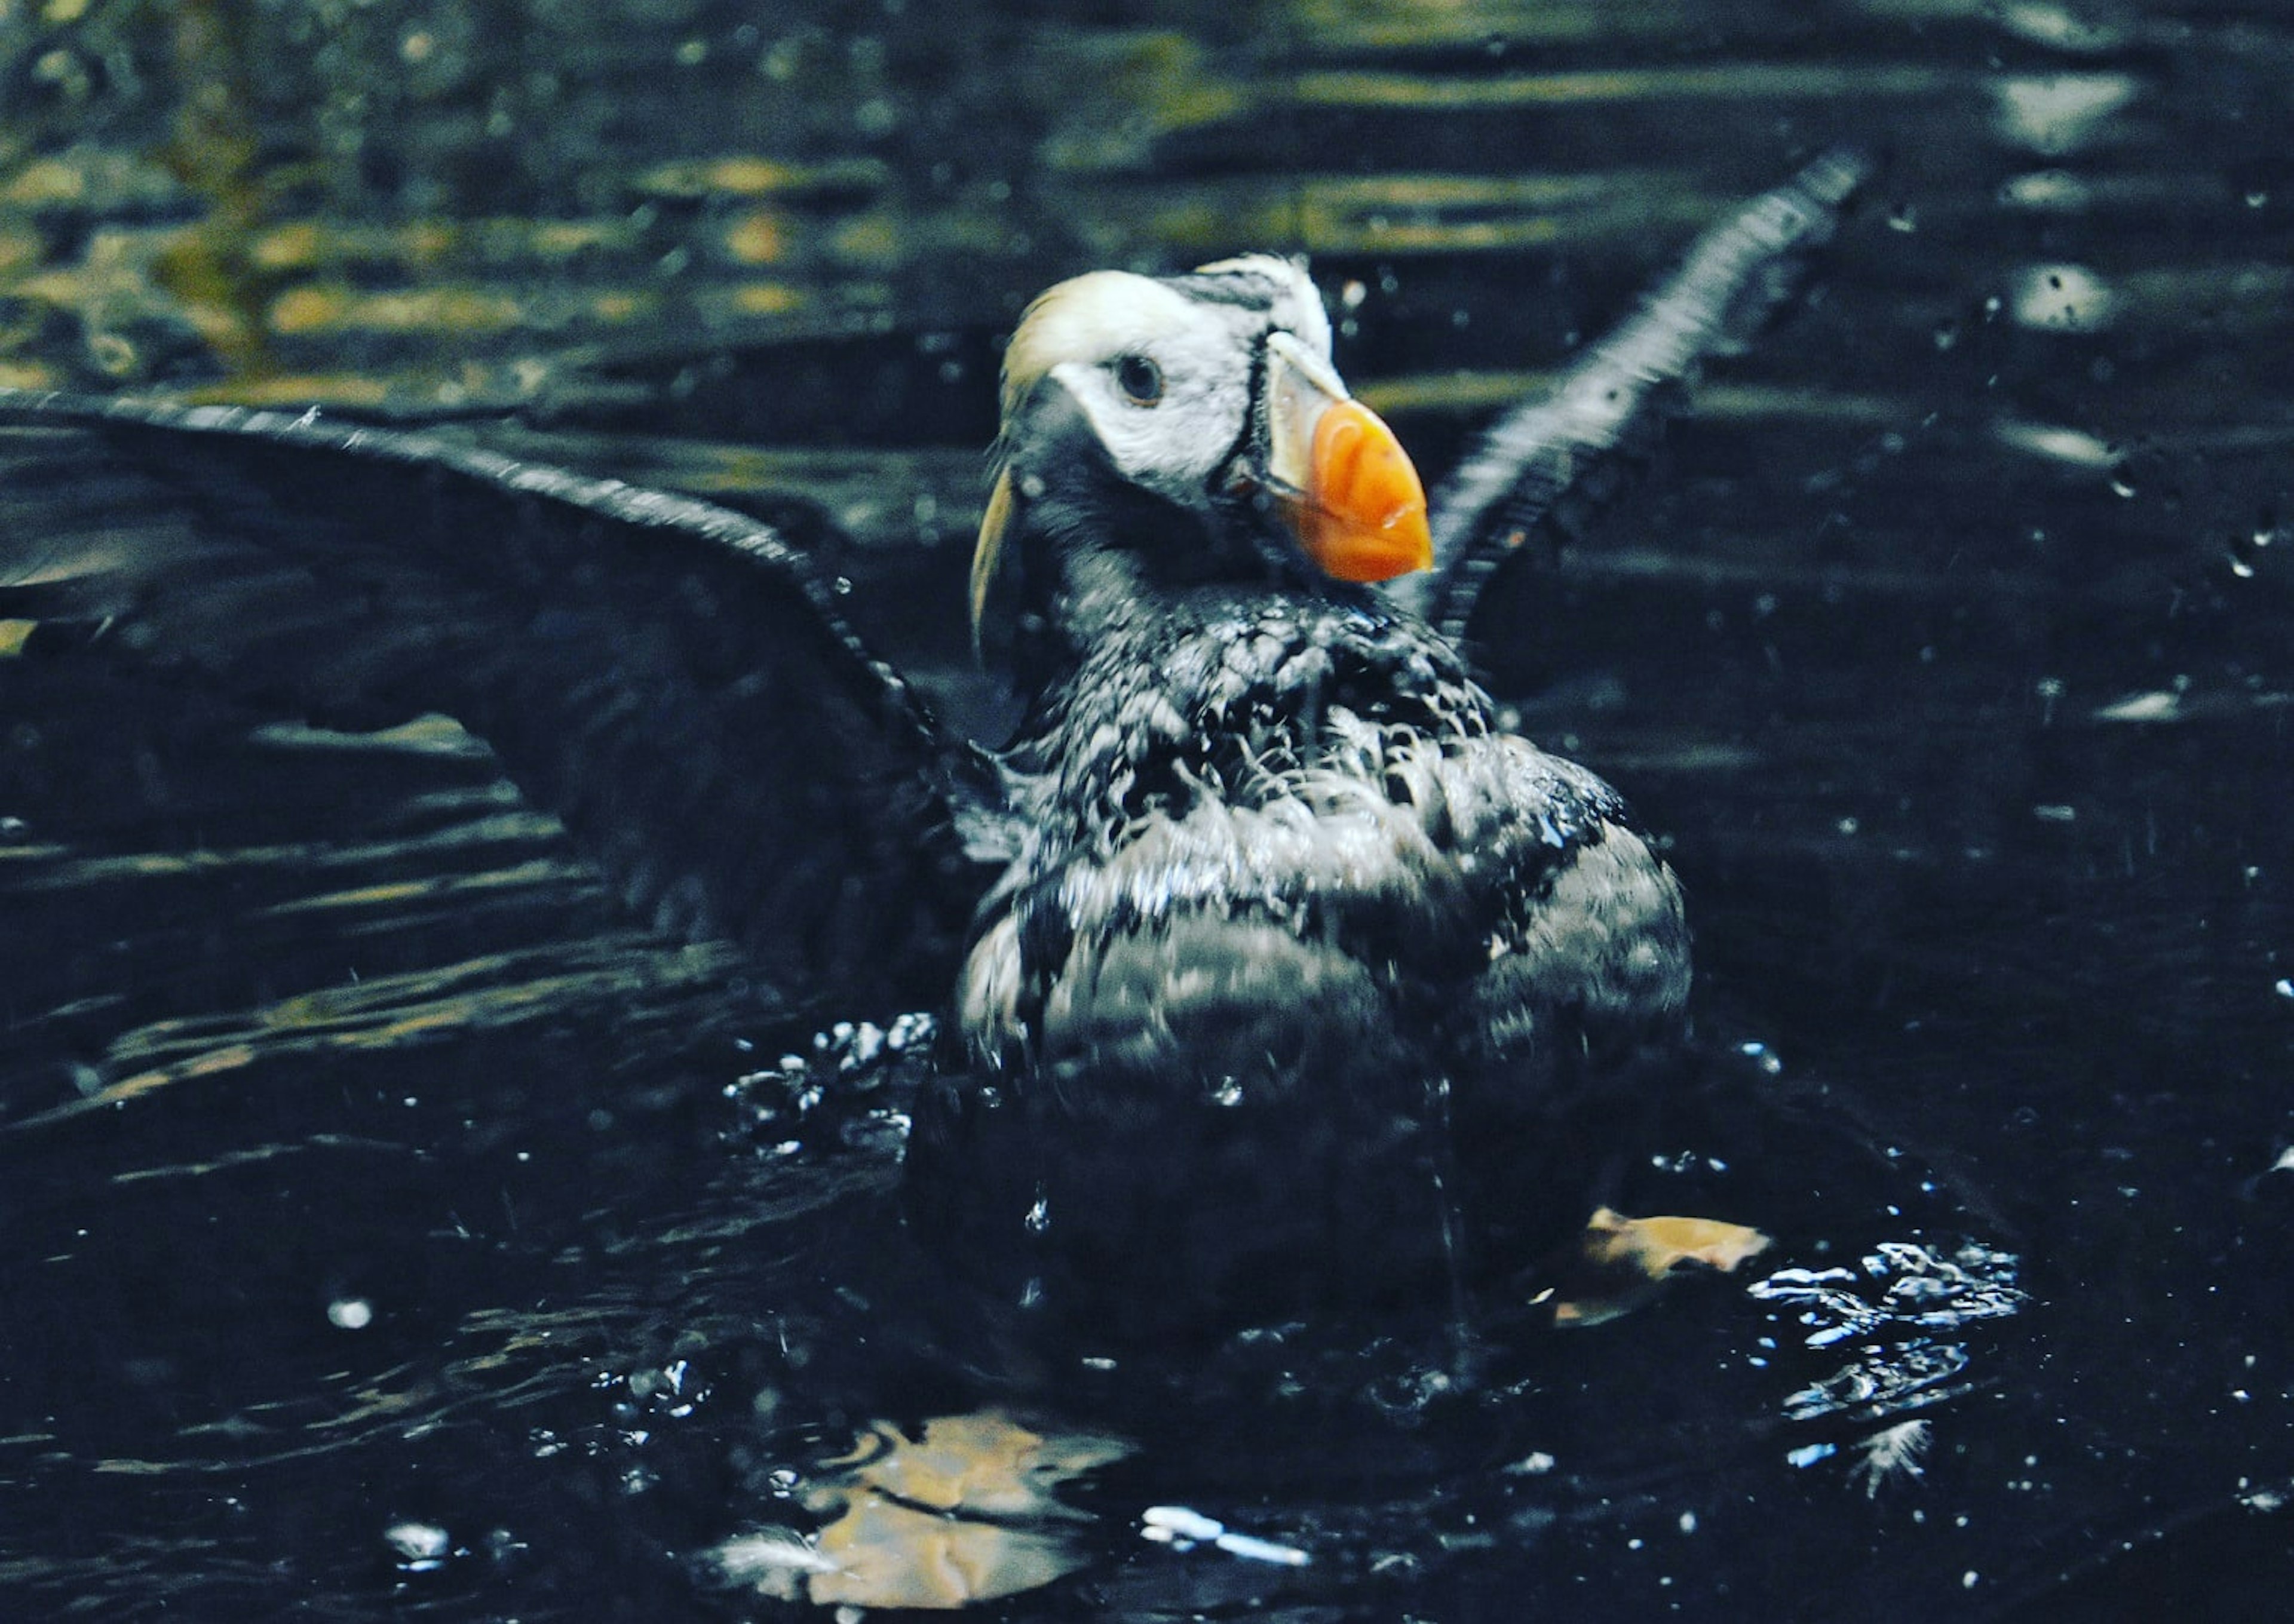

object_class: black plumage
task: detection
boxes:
[912,252,1695,1327]
[915,581,1692,1327]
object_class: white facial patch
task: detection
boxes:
[1002,269,1272,502]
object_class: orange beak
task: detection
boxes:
[1262,332,1432,584]
[1294,398,1433,584]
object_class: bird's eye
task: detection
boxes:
[1112,354,1163,406]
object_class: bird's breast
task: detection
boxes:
[957,597,1685,1100]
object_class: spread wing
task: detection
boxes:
[0,390,1002,1011]
[1407,148,1874,644]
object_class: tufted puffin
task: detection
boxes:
[0,151,1867,1328]
[908,254,1691,1328]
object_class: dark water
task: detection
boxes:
[4,1,2293,1618]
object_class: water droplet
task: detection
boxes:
[385,1521,451,1569]
[328,1298,374,1330]
[1144,1505,1225,1542]
[1737,1040,1784,1076]
[2009,262,2116,331]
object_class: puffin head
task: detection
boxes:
[970,254,1432,669]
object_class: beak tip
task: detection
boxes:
[1311,506,1431,584]
[1400,512,1435,576]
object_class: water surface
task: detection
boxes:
[3,1,2292,1617]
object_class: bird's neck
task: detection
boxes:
[1002,485,1312,687]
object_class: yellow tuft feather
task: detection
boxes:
[970,466,1017,656]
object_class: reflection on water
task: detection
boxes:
[4,0,2294,1617]
[1991,72,2139,155]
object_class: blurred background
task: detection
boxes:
[3,1,2292,1619]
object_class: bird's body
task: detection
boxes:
[921,584,1686,1329]
[912,257,1690,1327]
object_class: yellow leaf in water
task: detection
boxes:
[808,1494,1090,1611]
[783,1409,1131,1610]
[1546,1207,1771,1328]
[820,1411,1123,1519]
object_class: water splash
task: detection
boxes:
[724,1011,938,1154]
[1749,1239,2024,1422]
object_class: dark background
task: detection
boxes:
[2,1,2291,1617]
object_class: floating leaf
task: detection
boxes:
[812,1410,1125,1520]
[807,1493,1090,1611]
[1542,1207,1772,1327]
[718,1410,1132,1611]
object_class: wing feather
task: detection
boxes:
[1409,149,1874,643]
[0,389,1001,1009]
